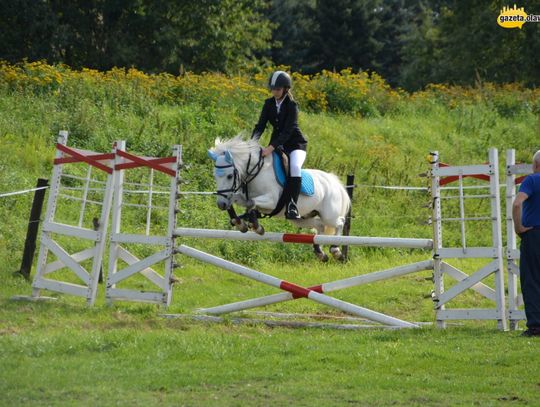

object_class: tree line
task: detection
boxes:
[1,0,538,90]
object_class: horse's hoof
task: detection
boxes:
[255,225,265,235]
[316,252,329,262]
[237,222,248,233]
[330,246,345,262]
[330,247,345,262]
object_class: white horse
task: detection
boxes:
[208,136,351,261]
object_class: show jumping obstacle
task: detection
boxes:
[430,148,507,330]
[105,143,181,306]
[16,131,116,305]
[17,132,532,330]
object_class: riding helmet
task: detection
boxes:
[268,71,292,90]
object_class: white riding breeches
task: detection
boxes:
[289,149,306,177]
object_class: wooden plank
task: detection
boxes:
[441,262,496,301]
[108,249,168,285]
[117,247,164,287]
[436,260,498,306]
[107,288,165,303]
[33,278,88,297]
[42,235,90,285]
[436,309,502,320]
[44,247,96,275]
[42,222,98,241]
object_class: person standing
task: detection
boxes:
[512,150,540,336]
[251,70,308,219]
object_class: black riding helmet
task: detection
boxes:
[268,71,292,90]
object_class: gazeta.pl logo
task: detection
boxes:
[498,4,540,29]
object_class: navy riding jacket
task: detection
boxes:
[251,94,307,153]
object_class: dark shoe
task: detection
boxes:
[521,327,540,337]
[286,201,301,219]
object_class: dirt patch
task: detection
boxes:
[0,326,21,336]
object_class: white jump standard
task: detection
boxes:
[505,149,533,329]
[27,131,116,305]
[430,148,507,330]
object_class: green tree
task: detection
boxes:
[0,0,274,73]
[399,0,540,89]
[307,0,384,73]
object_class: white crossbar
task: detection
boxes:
[177,244,419,328]
[174,228,433,250]
[199,260,434,315]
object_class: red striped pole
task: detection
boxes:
[174,228,433,250]
[199,260,434,315]
[176,245,419,328]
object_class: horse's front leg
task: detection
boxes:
[247,209,265,235]
[227,206,248,233]
[239,193,277,236]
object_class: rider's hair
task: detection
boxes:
[286,88,294,101]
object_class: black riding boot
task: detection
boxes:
[285,176,302,219]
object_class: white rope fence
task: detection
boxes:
[1,181,513,199]
[0,186,49,198]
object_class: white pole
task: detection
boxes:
[430,150,446,328]
[199,259,434,315]
[164,145,183,306]
[458,173,467,252]
[177,245,419,328]
[106,141,126,305]
[174,228,433,250]
[145,169,154,236]
[489,147,507,331]
[86,141,117,306]
[78,166,92,227]
[506,149,518,329]
[32,131,69,299]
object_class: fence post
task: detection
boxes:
[18,178,49,279]
[341,174,355,261]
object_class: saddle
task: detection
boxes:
[272,151,314,196]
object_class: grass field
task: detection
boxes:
[1,64,539,406]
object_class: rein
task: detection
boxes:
[214,149,265,200]
[241,149,265,201]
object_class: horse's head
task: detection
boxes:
[208,149,238,210]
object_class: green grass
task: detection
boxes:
[1,86,539,406]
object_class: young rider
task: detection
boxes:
[251,70,308,219]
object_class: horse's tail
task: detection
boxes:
[338,177,351,218]
[326,172,351,217]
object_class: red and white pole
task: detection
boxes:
[174,228,433,250]
[176,245,419,328]
[199,259,434,315]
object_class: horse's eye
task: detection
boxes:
[227,174,233,180]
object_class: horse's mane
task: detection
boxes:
[212,134,262,178]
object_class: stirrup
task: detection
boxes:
[285,202,300,219]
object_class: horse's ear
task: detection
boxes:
[224,150,233,164]
[207,150,219,161]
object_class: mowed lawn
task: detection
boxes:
[1,72,539,406]
[1,255,539,407]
